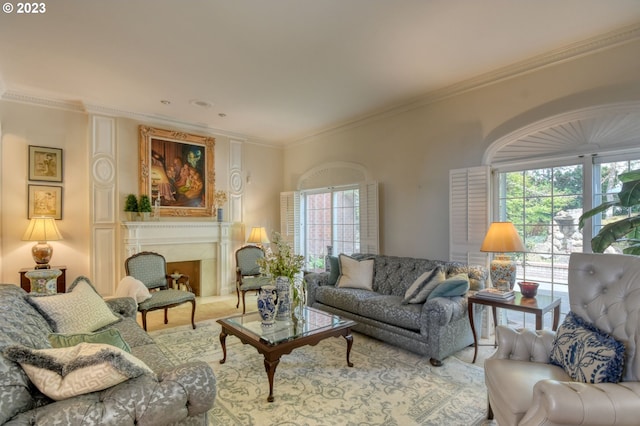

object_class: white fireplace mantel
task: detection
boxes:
[121,221,233,296]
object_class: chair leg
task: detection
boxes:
[487,396,494,420]
[241,290,247,314]
[141,311,148,331]
[164,307,169,324]
[190,299,196,329]
[236,283,241,309]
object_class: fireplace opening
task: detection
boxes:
[166,260,201,296]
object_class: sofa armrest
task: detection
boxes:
[490,325,555,363]
[106,296,138,318]
[520,380,640,426]
[304,271,330,306]
[8,361,216,425]
[420,295,467,329]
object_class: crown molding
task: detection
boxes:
[1,90,86,112]
[2,23,639,148]
[288,23,640,147]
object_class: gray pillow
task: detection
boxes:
[327,255,340,285]
[402,267,445,304]
[427,273,470,300]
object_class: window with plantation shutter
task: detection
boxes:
[280,181,378,269]
[279,191,301,254]
[449,166,490,266]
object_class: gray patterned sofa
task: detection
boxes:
[305,254,488,366]
[0,282,216,425]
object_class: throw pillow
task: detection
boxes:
[402,267,446,304]
[48,329,131,353]
[4,342,153,401]
[550,311,625,383]
[427,273,470,300]
[27,277,120,334]
[115,276,152,304]
[336,254,374,290]
[327,255,340,285]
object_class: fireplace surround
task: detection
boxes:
[121,221,233,296]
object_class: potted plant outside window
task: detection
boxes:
[579,169,640,254]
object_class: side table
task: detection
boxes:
[468,292,561,363]
[19,266,67,293]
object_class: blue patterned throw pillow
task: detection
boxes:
[550,312,625,383]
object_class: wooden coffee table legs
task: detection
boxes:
[218,326,354,402]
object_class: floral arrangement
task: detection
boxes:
[257,232,304,280]
[213,190,228,208]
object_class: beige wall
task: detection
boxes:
[283,39,640,260]
[2,39,640,286]
[0,102,90,284]
[0,105,282,289]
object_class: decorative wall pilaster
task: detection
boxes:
[90,116,117,295]
[229,139,244,224]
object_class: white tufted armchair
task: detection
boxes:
[484,252,640,426]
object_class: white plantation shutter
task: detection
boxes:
[359,181,379,254]
[280,191,301,253]
[449,166,490,266]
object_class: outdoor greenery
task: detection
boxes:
[502,166,582,249]
[579,169,640,255]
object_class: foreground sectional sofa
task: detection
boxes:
[306,254,488,366]
[0,279,216,425]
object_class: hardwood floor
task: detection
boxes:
[139,293,258,332]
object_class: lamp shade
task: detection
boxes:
[22,217,63,242]
[247,227,270,245]
[480,222,524,253]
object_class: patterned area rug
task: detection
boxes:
[150,320,489,426]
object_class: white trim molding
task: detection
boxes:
[484,101,640,166]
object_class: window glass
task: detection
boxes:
[498,165,583,328]
[303,187,360,270]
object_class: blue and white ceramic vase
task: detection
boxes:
[275,276,292,321]
[257,285,278,328]
[217,208,223,222]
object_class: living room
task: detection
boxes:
[2,2,640,424]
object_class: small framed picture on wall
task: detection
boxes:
[29,145,63,182]
[28,185,63,219]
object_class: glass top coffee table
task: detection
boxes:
[217,306,356,402]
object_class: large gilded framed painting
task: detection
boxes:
[138,126,215,217]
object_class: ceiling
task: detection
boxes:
[1,1,640,146]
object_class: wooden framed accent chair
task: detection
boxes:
[125,251,196,331]
[484,252,640,425]
[235,245,272,314]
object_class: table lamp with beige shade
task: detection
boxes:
[480,221,525,290]
[22,216,63,269]
[247,226,270,248]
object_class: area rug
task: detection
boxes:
[150,320,489,426]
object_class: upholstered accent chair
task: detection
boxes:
[125,251,196,331]
[484,252,640,425]
[235,245,271,314]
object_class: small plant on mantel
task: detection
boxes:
[124,194,139,221]
[138,194,153,220]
